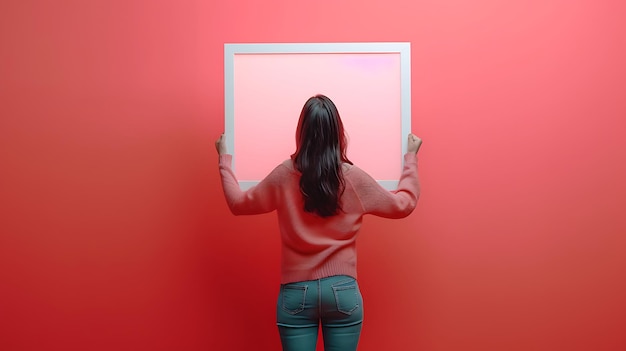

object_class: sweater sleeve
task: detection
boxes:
[350,153,420,218]
[218,154,279,215]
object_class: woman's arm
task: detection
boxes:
[352,134,422,218]
[216,134,279,215]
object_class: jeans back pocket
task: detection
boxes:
[331,278,360,315]
[280,284,307,315]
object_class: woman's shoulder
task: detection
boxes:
[343,163,375,183]
[279,159,298,173]
[274,159,370,178]
[259,160,297,186]
[277,160,362,179]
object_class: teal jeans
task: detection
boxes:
[276,275,363,351]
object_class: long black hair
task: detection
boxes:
[292,95,352,217]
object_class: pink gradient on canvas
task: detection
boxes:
[233,53,401,181]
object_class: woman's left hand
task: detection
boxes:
[215,133,227,155]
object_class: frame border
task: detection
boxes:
[224,42,411,190]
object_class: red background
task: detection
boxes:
[1,1,625,350]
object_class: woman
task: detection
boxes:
[216,94,422,351]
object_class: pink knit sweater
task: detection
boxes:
[218,153,420,284]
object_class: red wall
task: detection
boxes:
[1,1,625,350]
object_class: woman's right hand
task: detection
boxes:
[215,133,227,155]
[407,133,422,154]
